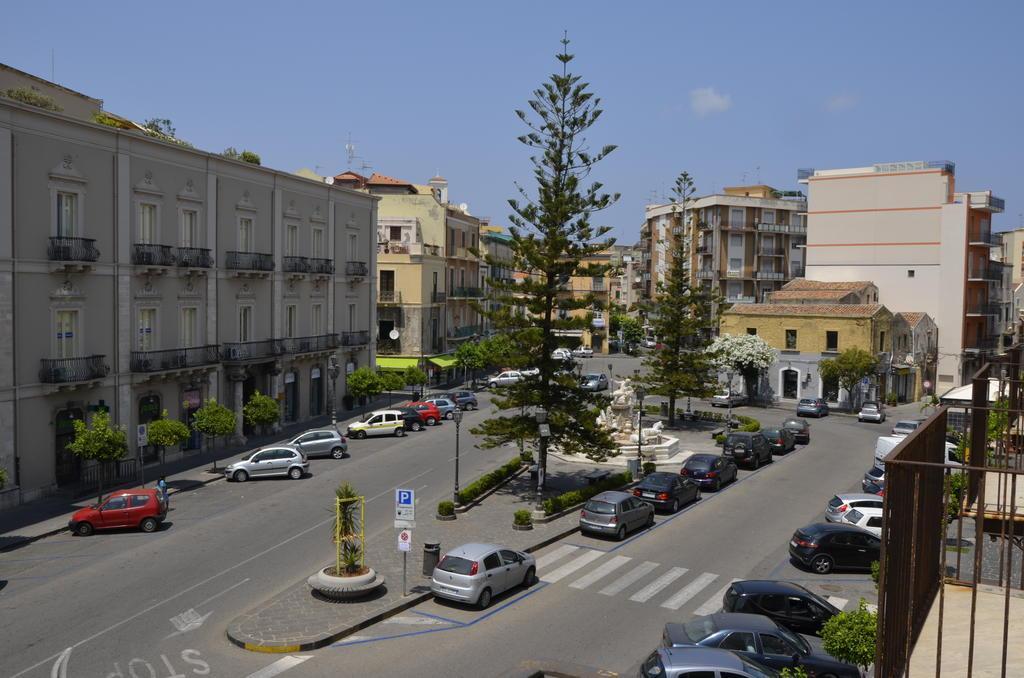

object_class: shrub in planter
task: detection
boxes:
[437,500,455,517]
[543,471,632,515]
[736,415,761,432]
[513,509,532,526]
[457,457,522,505]
[642,461,657,475]
[714,434,726,445]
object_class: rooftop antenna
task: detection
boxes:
[344,132,358,169]
[50,48,54,81]
[755,165,761,184]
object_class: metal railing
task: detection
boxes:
[449,324,480,338]
[132,243,175,266]
[696,269,715,279]
[309,257,334,274]
[376,338,401,354]
[378,241,442,256]
[277,334,339,354]
[39,355,109,383]
[432,291,447,303]
[283,256,311,273]
[346,261,369,277]
[340,330,369,347]
[967,264,1002,281]
[378,290,402,303]
[220,340,281,362]
[725,295,755,303]
[965,302,1003,316]
[790,266,806,278]
[756,271,785,280]
[964,336,1001,352]
[225,251,274,271]
[758,247,784,256]
[969,232,1002,247]
[176,247,213,269]
[48,236,99,262]
[130,345,219,372]
[451,286,484,298]
[696,243,709,253]
[725,270,744,278]
[78,459,138,495]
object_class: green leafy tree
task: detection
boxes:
[818,347,879,411]
[346,367,382,403]
[403,366,428,398]
[641,172,718,425]
[239,150,261,165]
[474,37,618,463]
[455,341,486,386]
[65,410,127,501]
[480,333,516,368]
[709,333,776,401]
[243,391,280,434]
[378,370,406,406]
[616,315,643,347]
[148,410,191,466]
[821,599,877,672]
[143,118,176,137]
[191,399,236,470]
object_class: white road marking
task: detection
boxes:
[49,647,71,678]
[243,655,313,678]
[535,545,580,570]
[331,635,370,645]
[827,596,849,611]
[165,609,213,638]
[382,616,447,625]
[693,579,740,615]
[569,555,632,590]
[660,572,719,610]
[540,550,604,583]
[629,567,689,603]
[600,561,659,596]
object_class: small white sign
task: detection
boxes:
[398,529,412,552]
[136,424,148,447]
[394,519,416,530]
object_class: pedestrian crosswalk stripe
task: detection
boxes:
[826,596,849,611]
[599,561,660,596]
[541,550,604,583]
[536,545,580,570]
[660,572,719,611]
[629,567,689,603]
[569,556,632,590]
[693,579,740,615]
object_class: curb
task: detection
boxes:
[452,464,528,515]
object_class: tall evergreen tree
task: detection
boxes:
[474,36,618,470]
[641,172,719,426]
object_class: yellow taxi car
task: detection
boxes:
[347,409,408,439]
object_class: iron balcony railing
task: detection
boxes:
[376,338,401,354]
[449,324,480,338]
[963,336,1000,352]
[340,330,370,347]
[78,459,138,496]
[758,247,784,256]
[283,256,311,273]
[790,266,806,278]
[176,247,213,269]
[130,345,220,372]
[132,243,175,266]
[39,355,109,383]
[221,340,281,362]
[756,271,785,280]
[725,295,755,303]
[695,243,709,253]
[277,334,339,355]
[48,236,99,263]
[432,291,446,303]
[345,261,369,277]
[967,264,1002,281]
[379,290,401,303]
[696,269,715,279]
[969,232,1002,247]
[225,251,274,271]
[451,286,484,298]
[965,302,1003,316]
[309,257,334,274]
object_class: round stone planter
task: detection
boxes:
[511,522,533,531]
[307,566,385,601]
[436,512,457,521]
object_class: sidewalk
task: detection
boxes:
[0,395,400,552]
[226,455,614,651]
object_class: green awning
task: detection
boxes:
[428,355,458,369]
[376,357,420,371]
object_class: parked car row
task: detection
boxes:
[718,418,811,470]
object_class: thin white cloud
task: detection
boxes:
[825,93,858,112]
[689,87,732,117]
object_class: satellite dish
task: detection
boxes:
[388,329,400,340]
[459,202,469,213]
[324,176,335,185]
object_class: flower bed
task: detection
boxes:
[542,471,632,515]
[457,457,523,505]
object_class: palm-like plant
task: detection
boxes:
[333,482,363,575]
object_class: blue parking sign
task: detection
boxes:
[396,489,414,507]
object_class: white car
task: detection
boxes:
[551,348,573,362]
[346,410,408,439]
[891,419,924,436]
[641,338,657,349]
[711,391,746,408]
[840,506,884,536]
[858,402,886,423]
[488,370,523,388]
[826,493,884,523]
[572,346,594,359]
[521,367,540,377]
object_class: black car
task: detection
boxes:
[394,407,425,432]
[632,472,701,513]
[722,432,772,469]
[662,614,859,677]
[442,391,478,410]
[789,522,881,574]
[761,427,796,454]
[723,580,841,636]
[681,454,738,491]
[781,418,810,444]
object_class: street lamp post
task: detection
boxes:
[452,408,463,507]
[534,407,549,514]
[636,385,646,477]
[725,370,735,435]
[328,355,341,431]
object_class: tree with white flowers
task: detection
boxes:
[709,333,776,400]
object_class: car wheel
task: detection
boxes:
[355,431,367,440]
[411,421,422,432]
[751,455,760,470]
[395,427,406,437]
[467,403,476,411]
[713,478,721,492]
[233,470,249,483]
[488,382,497,389]
[523,566,536,587]
[288,466,303,480]
[426,417,437,426]
[477,587,492,610]
[331,447,345,459]
[647,511,655,528]
[140,517,158,533]
[811,554,834,574]
[445,411,454,420]
[615,526,626,541]
[670,499,679,513]
[75,521,94,537]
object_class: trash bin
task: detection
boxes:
[626,458,640,479]
[529,464,539,482]
[423,542,441,577]
[660,402,669,417]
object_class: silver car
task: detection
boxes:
[580,373,609,391]
[857,402,886,423]
[640,646,779,678]
[288,429,348,459]
[431,543,536,609]
[825,492,884,523]
[224,445,309,482]
[425,398,458,420]
[579,490,655,540]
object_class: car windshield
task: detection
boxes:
[828,495,844,509]
[437,555,475,575]
[799,399,816,405]
[682,616,718,642]
[868,466,885,479]
[686,457,713,470]
[896,421,919,429]
[725,434,748,446]
[783,420,805,429]
[776,624,811,654]
[583,500,616,515]
[762,428,781,437]
[641,474,675,489]
[584,374,601,380]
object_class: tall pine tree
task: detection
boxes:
[642,172,719,426]
[474,36,618,468]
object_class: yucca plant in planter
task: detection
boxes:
[512,509,533,531]
[307,481,385,600]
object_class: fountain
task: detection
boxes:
[597,378,681,463]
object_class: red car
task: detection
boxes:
[69,488,167,536]
[408,401,443,426]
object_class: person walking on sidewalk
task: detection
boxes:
[157,476,169,509]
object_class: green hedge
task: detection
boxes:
[457,457,523,505]
[513,509,533,526]
[714,416,761,445]
[437,500,455,516]
[543,471,633,515]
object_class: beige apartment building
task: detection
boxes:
[801,160,1008,387]
[1000,227,1024,285]
[0,75,376,506]
[640,185,807,304]
[480,223,515,335]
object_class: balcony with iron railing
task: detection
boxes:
[790,266,805,278]
[968,231,1002,248]
[696,269,715,280]
[283,256,311,274]
[432,291,446,303]
[48,236,99,263]
[378,290,402,304]
[758,246,784,256]
[967,191,1005,213]
[278,334,339,355]
[451,287,484,298]
[176,247,213,269]
[965,302,1003,316]
[449,324,481,339]
[39,355,109,384]
[967,264,1003,282]
[725,295,755,304]
[756,270,785,280]
[962,335,1000,352]
[378,241,443,257]
[376,338,402,355]
[221,340,281,362]
[340,330,370,347]
[132,243,175,267]
[130,345,220,372]
[225,251,274,272]
[308,257,334,275]
[695,243,709,253]
[345,261,369,277]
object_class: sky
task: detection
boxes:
[3,1,1023,241]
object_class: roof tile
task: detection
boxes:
[724,303,887,318]
[780,279,874,292]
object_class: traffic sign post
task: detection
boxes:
[395,491,415,595]
[397,529,412,596]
